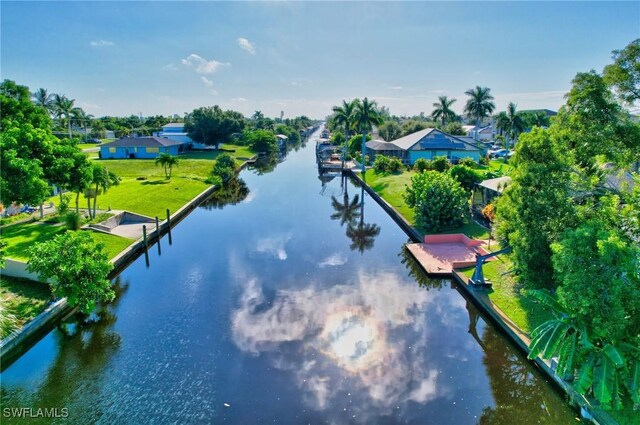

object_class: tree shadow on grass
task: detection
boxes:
[141,180,169,186]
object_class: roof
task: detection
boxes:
[366,139,404,151]
[390,128,481,152]
[478,176,512,193]
[276,134,288,139]
[101,136,186,148]
[162,123,185,129]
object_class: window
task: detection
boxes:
[146,147,159,153]
[109,147,116,153]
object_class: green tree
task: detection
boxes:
[431,156,451,172]
[243,129,278,153]
[443,122,465,136]
[603,38,640,105]
[378,121,401,141]
[353,97,384,173]
[27,231,114,314]
[400,120,430,137]
[404,171,467,232]
[464,86,495,141]
[431,95,458,126]
[495,127,574,289]
[52,94,81,139]
[449,164,482,192]
[211,152,237,181]
[155,152,179,179]
[1,80,55,216]
[184,106,246,149]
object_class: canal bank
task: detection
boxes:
[349,169,618,425]
[1,130,578,424]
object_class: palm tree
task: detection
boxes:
[464,86,495,141]
[155,153,180,179]
[345,185,380,253]
[53,94,78,139]
[353,97,384,174]
[431,96,457,126]
[32,88,54,114]
[495,102,525,153]
[89,164,120,219]
[331,99,358,169]
[72,108,94,142]
[330,193,361,226]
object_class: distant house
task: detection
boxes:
[463,125,494,141]
[276,134,288,149]
[158,123,205,149]
[366,128,482,165]
[100,136,188,159]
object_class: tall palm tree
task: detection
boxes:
[89,164,120,218]
[353,97,384,174]
[331,99,358,169]
[72,108,94,142]
[464,86,495,141]
[53,94,78,139]
[155,153,180,179]
[496,102,525,153]
[431,96,457,126]
[32,88,54,114]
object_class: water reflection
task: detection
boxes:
[249,153,280,175]
[231,270,441,420]
[399,246,446,290]
[346,186,381,254]
[200,177,249,210]
[1,278,128,421]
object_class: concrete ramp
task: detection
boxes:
[86,211,155,239]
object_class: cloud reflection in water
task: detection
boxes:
[231,271,445,419]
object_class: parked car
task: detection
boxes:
[88,138,102,144]
[490,149,508,158]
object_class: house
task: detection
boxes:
[276,134,288,149]
[100,136,188,159]
[463,125,494,141]
[158,123,204,148]
[471,176,512,213]
[366,128,482,165]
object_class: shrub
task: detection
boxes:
[413,158,433,172]
[479,156,489,166]
[449,165,482,192]
[457,157,476,168]
[57,194,71,216]
[211,153,237,182]
[431,156,451,172]
[404,171,467,232]
[373,155,391,173]
[64,211,84,230]
[482,203,496,222]
[388,157,404,173]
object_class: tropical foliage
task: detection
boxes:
[155,153,179,179]
[404,171,467,232]
[464,86,495,140]
[431,95,457,125]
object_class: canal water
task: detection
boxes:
[1,130,576,424]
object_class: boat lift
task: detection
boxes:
[469,246,512,287]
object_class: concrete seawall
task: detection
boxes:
[0,156,257,367]
[349,169,615,425]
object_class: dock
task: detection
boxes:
[405,234,491,276]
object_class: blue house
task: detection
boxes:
[366,128,482,165]
[158,123,210,149]
[100,136,188,159]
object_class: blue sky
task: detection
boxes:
[2,1,638,119]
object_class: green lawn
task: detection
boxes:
[1,222,134,261]
[181,144,255,161]
[364,170,491,239]
[77,143,100,150]
[1,276,52,339]
[459,255,555,334]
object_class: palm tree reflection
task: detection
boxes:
[345,183,380,254]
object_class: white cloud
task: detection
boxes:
[231,97,248,102]
[238,37,256,54]
[163,63,178,71]
[255,233,292,260]
[90,39,114,47]
[181,53,230,74]
[201,76,213,87]
[291,81,303,87]
[318,254,347,268]
[387,86,403,90]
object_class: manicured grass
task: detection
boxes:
[1,276,52,339]
[459,255,555,334]
[0,212,32,226]
[1,222,134,261]
[89,231,135,259]
[75,178,210,218]
[77,143,100,150]
[181,144,255,161]
[364,170,491,239]
[1,222,67,261]
[96,158,212,180]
